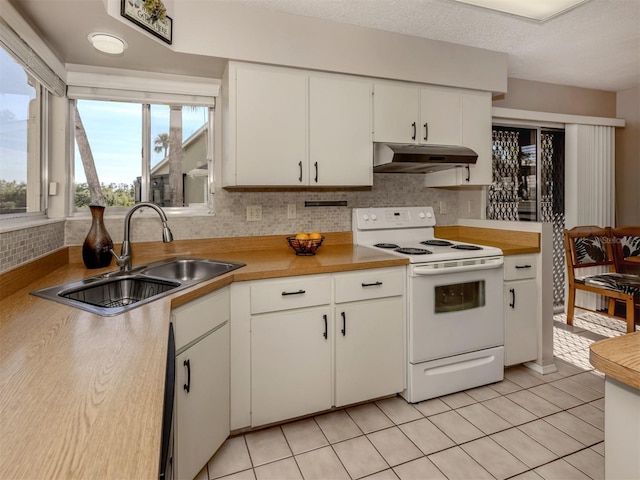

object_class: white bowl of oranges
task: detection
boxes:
[287,231,324,255]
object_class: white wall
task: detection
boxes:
[123,1,508,94]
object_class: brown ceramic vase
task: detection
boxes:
[82,205,114,269]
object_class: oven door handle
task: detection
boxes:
[412,258,503,276]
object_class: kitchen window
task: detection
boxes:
[0,45,47,217]
[72,99,214,213]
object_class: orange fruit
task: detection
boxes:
[295,232,310,241]
[309,231,322,240]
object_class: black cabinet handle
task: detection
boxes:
[314,162,318,183]
[298,161,303,183]
[515,265,532,269]
[323,314,328,339]
[362,281,383,287]
[282,289,306,296]
[341,311,346,336]
[411,122,416,140]
[465,165,470,182]
[509,288,515,309]
[183,359,191,393]
[423,123,428,141]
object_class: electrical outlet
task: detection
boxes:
[287,203,296,220]
[439,201,447,214]
[246,205,262,221]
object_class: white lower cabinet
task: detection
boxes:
[173,287,230,480]
[503,255,538,366]
[335,297,404,407]
[251,307,333,426]
[246,268,405,427]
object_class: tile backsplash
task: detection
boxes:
[66,174,458,245]
[1,174,457,272]
[0,221,65,273]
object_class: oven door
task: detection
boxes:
[408,256,504,363]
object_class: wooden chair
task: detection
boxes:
[610,226,640,275]
[564,226,639,333]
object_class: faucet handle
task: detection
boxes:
[109,248,129,270]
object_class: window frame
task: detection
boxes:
[69,98,215,218]
[0,45,49,220]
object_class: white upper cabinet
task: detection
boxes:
[231,65,308,186]
[423,90,493,186]
[372,83,420,143]
[309,76,372,186]
[223,62,372,187]
[420,86,462,145]
[373,83,462,145]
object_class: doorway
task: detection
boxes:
[488,125,566,310]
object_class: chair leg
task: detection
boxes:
[626,297,636,333]
[608,298,616,316]
[567,288,576,325]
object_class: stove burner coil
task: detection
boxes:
[374,243,400,249]
[420,240,454,247]
[395,247,432,255]
[451,244,483,250]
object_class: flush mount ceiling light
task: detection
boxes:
[449,0,592,22]
[88,33,128,55]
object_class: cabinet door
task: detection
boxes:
[309,76,372,186]
[335,297,404,407]
[504,281,538,366]
[419,87,462,145]
[175,323,230,480]
[461,90,492,185]
[373,83,420,143]
[251,307,332,426]
[235,66,308,185]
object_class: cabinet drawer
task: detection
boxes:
[172,287,230,351]
[504,255,537,280]
[250,276,331,314]
[334,267,405,304]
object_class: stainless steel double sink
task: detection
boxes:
[31,257,245,316]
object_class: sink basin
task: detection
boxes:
[60,276,180,309]
[31,257,245,316]
[141,258,242,283]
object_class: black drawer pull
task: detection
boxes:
[515,265,532,269]
[183,359,191,393]
[509,288,515,309]
[323,314,328,339]
[362,281,383,287]
[282,289,306,296]
[411,122,417,140]
[341,311,346,336]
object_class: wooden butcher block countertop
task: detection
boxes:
[590,332,640,390]
[0,226,538,479]
[0,233,406,480]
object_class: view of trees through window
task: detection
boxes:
[0,46,41,215]
[74,100,209,209]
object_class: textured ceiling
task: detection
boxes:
[234,0,640,92]
[8,0,640,92]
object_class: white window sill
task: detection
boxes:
[69,205,214,219]
[0,215,65,234]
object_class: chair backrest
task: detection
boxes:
[610,226,640,275]
[563,226,616,282]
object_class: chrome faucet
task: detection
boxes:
[111,202,173,272]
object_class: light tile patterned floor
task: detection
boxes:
[200,310,621,480]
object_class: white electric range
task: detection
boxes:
[353,206,505,402]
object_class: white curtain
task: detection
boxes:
[565,124,616,311]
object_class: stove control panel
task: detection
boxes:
[353,206,436,230]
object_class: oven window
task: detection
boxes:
[435,281,485,313]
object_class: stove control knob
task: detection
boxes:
[370,213,377,221]
[426,211,433,218]
[418,211,426,219]
[362,214,369,221]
